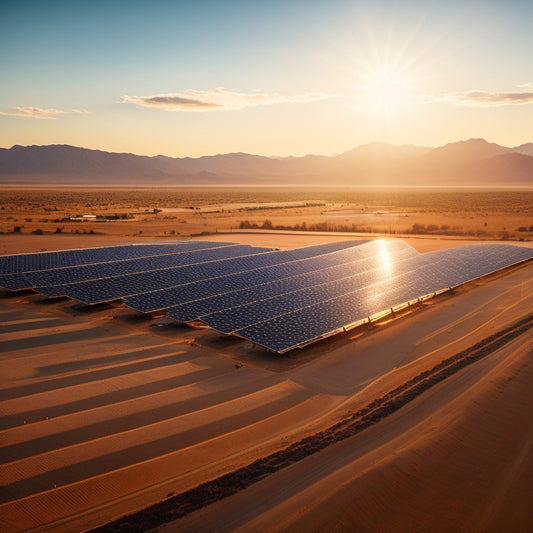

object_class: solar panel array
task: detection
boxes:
[124,239,391,314]
[1,239,531,353]
[0,241,235,275]
[0,241,237,291]
[233,244,533,352]
[164,241,418,324]
[34,244,276,303]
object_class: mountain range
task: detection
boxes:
[1,138,532,187]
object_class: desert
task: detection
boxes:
[3,1,533,530]
[0,188,532,532]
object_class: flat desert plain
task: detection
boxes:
[1,192,532,532]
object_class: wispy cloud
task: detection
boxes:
[0,106,66,119]
[122,87,342,112]
[0,106,92,119]
[422,84,533,107]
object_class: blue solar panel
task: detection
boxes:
[165,241,418,324]
[53,241,362,304]
[201,247,419,333]
[19,243,254,290]
[0,241,236,276]
[35,244,273,302]
[124,240,369,313]
[234,244,533,352]
[2,239,530,353]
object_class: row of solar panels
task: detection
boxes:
[230,243,533,352]
[0,240,237,275]
[32,240,361,303]
[0,242,271,292]
[1,239,531,353]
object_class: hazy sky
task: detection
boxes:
[1,0,532,157]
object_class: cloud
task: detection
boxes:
[0,106,66,119]
[122,87,342,112]
[0,106,91,119]
[422,86,533,107]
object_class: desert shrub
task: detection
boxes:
[32,228,44,235]
[55,227,62,233]
[239,220,258,229]
[13,226,21,233]
[517,226,527,232]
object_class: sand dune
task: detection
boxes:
[0,236,531,533]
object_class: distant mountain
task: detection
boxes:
[0,139,531,186]
[513,143,533,157]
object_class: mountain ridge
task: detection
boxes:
[0,138,531,186]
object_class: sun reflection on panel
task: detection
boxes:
[378,239,393,278]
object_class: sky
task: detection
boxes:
[1,0,532,158]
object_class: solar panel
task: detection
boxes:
[2,239,530,353]
[167,242,419,325]
[0,243,254,291]
[201,249,418,333]
[0,241,236,276]
[35,244,273,302]
[20,243,259,290]
[54,240,363,305]
[125,240,399,314]
[233,244,533,352]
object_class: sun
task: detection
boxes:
[360,64,416,115]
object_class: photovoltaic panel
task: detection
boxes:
[0,241,236,276]
[201,247,420,333]
[0,242,253,291]
[233,244,533,352]
[2,239,530,354]
[124,240,369,313]
[35,244,273,302]
[17,243,259,290]
[165,241,419,324]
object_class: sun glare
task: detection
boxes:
[378,239,392,274]
[359,64,417,116]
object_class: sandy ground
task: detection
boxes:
[0,234,532,532]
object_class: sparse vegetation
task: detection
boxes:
[1,188,531,241]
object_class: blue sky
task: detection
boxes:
[1,0,532,157]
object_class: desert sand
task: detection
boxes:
[0,233,532,533]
